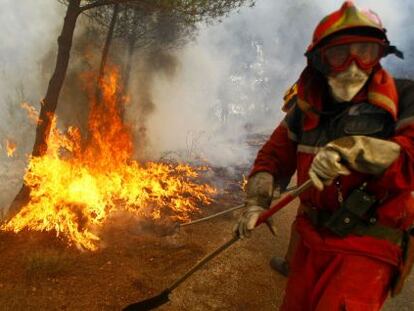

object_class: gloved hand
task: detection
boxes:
[326,136,401,175]
[233,172,278,239]
[309,136,401,191]
[309,148,351,191]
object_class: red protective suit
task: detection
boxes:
[250,66,414,310]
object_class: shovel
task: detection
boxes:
[178,185,298,229]
[123,179,313,311]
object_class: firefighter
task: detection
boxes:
[234,1,414,310]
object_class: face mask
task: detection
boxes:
[327,62,369,102]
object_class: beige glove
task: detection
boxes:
[325,136,401,175]
[309,148,351,191]
[309,136,401,191]
[233,172,278,239]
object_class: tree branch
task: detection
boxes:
[80,0,140,12]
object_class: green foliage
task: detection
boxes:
[57,0,255,53]
[136,0,255,23]
[92,4,197,51]
[55,0,256,22]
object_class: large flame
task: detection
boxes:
[2,66,215,251]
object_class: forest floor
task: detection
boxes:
[1,184,413,310]
[0,170,289,311]
[0,137,413,311]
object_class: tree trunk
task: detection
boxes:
[119,37,136,120]
[96,3,120,104]
[123,37,136,96]
[8,0,81,217]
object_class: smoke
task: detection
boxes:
[145,0,414,167]
[0,1,63,149]
[0,1,64,210]
[1,0,413,210]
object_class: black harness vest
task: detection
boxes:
[283,80,413,146]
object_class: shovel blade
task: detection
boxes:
[123,290,170,311]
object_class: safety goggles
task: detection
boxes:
[321,39,385,72]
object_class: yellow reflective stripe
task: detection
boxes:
[322,6,382,40]
[323,14,347,38]
[368,92,397,119]
[283,83,298,102]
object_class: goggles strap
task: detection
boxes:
[386,45,404,59]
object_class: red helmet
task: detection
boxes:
[306,1,403,73]
[307,1,386,53]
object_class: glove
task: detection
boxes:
[325,136,401,175]
[233,172,278,239]
[309,148,351,191]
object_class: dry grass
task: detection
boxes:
[0,287,32,311]
[25,249,72,280]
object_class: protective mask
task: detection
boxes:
[327,62,369,102]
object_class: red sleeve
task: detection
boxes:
[373,80,414,191]
[249,122,298,180]
[374,124,414,191]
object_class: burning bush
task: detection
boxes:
[2,66,215,251]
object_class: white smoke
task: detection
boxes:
[0,0,63,124]
[146,0,413,167]
[0,0,64,151]
[0,0,64,210]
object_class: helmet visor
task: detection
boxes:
[323,41,384,71]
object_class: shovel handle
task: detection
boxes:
[124,180,313,311]
[255,179,313,227]
[179,185,300,228]
[168,235,240,292]
[170,180,313,290]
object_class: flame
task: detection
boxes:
[5,139,17,157]
[2,66,215,251]
[21,102,40,124]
